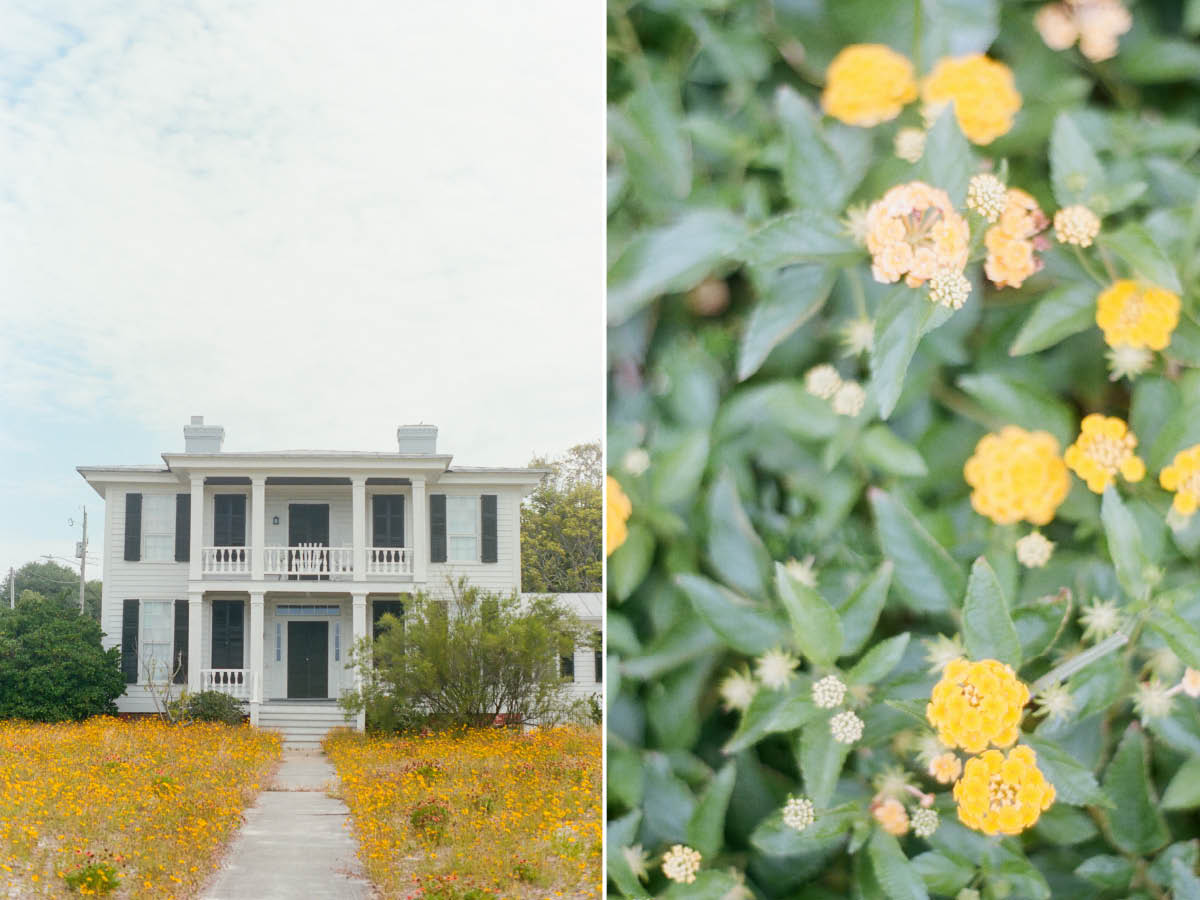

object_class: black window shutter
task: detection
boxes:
[175,495,191,562]
[481,495,498,563]
[430,494,447,563]
[595,649,602,682]
[173,599,188,684]
[214,496,246,547]
[124,493,142,561]
[230,495,246,546]
[121,599,139,683]
[373,496,406,548]
[394,495,405,547]
[372,495,386,547]
[211,600,245,669]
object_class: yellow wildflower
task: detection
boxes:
[1064,414,1145,493]
[984,189,1049,289]
[929,751,963,784]
[1095,280,1180,351]
[606,475,632,556]
[963,426,1070,526]
[865,181,970,288]
[926,658,1030,754]
[953,746,1055,835]
[921,54,1021,145]
[1160,443,1200,517]
[822,44,918,127]
[871,798,910,836]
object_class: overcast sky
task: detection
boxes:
[0,0,602,580]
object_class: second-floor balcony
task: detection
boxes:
[199,545,414,579]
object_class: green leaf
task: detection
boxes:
[867,829,930,900]
[798,718,851,809]
[737,263,837,380]
[1100,725,1170,856]
[957,372,1075,449]
[1172,857,1200,900]
[1101,486,1154,601]
[608,522,654,603]
[1117,36,1200,84]
[714,382,838,443]
[608,210,746,323]
[776,86,865,211]
[1012,599,1071,662]
[723,685,820,754]
[911,851,974,895]
[961,557,1021,667]
[1074,855,1134,891]
[1033,804,1098,845]
[920,106,973,206]
[836,561,894,657]
[1166,315,1200,367]
[608,79,691,204]
[663,870,741,900]
[776,562,843,667]
[1024,735,1111,807]
[749,804,855,856]
[870,286,936,420]
[706,470,771,597]
[848,632,910,685]
[869,488,966,615]
[739,210,863,270]
[642,756,697,846]
[1009,282,1097,356]
[860,425,928,477]
[650,430,710,506]
[1147,609,1200,671]
[1150,841,1200,888]
[1099,223,1182,293]
[1050,112,1105,209]
[687,761,737,858]
[675,575,782,656]
[1162,755,1200,810]
[605,810,645,898]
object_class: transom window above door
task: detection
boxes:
[446,496,477,561]
[214,495,246,546]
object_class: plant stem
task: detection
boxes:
[1031,629,1131,693]
[930,381,1007,432]
[1073,245,1107,286]
[848,268,869,319]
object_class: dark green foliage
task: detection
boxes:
[171,690,245,725]
[0,592,124,721]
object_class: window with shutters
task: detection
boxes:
[213,494,246,547]
[446,496,478,561]
[142,495,175,561]
[141,600,173,682]
[372,495,405,547]
[559,636,575,681]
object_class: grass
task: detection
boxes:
[0,717,280,897]
[325,724,602,900]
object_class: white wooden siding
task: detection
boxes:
[425,487,522,597]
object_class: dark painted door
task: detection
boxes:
[211,600,245,669]
[287,621,328,698]
[288,504,330,579]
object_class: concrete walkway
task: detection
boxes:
[201,750,372,899]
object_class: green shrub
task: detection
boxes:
[409,798,451,843]
[62,861,119,894]
[607,2,1200,898]
[171,690,245,725]
[0,593,124,721]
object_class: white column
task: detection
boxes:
[251,476,266,580]
[187,590,203,693]
[351,592,367,731]
[189,476,204,581]
[249,591,265,724]
[352,476,366,582]
[412,477,427,583]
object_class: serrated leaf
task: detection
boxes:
[606,810,645,898]
[706,470,771,597]
[860,425,928,477]
[776,562,842,667]
[663,870,740,899]
[798,718,851,809]
[1100,725,1170,856]
[1147,609,1200,670]
[1012,595,1072,662]
[609,522,654,602]
[870,285,936,420]
[837,561,894,657]
[650,430,710,506]
[1162,755,1200,810]
[920,107,973,206]
[911,851,974,895]
[737,264,837,380]
[1024,735,1111,807]
[686,761,736,858]
[675,575,782,656]
[739,210,863,269]
[714,381,838,443]
[1050,112,1105,208]
[776,87,864,211]
[1172,857,1200,900]
[1009,282,1097,356]
[608,79,691,204]
[1033,804,1098,845]
[1075,855,1134,890]
[868,829,930,900]
[1101,486,1154,601]
[749,804,856,856]
[848,632,910,685]
[869,488,965,615]
[723,685,819,754]
[1099,223,1182,293]
[961,557,1021,667]
[641,757,696,846]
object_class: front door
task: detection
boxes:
[288,504,330,580]
[287,621,328,698]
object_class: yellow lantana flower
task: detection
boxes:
[921,54,1022,145]
[1064,414,1145,493]
[926,658,1030,754]
[929,751,963,784]
[864,181,970,289]
[963,426,1070,526]
[953,746,1056,835]
[606,475,633,556]
[1160,444,1200,517]
[984,189,1049,290]
[822,44,918,127]
[1095,280,1180,351]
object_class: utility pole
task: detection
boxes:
[79,506,88,613]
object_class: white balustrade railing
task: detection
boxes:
[200,668,250,699]
[367,547,413,576]
[201,546,250,575]
[263,544,353,578]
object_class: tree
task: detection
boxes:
[341,580,583,730]
[521,441,602,592]
[0,592,125,721]
[10,560,101,620]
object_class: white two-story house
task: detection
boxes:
[78,418,598,744]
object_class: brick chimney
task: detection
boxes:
[396,424,437,454]
[184,416,225,453]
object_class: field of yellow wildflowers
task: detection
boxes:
[326,725,601,899]
[0,718,279,898]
